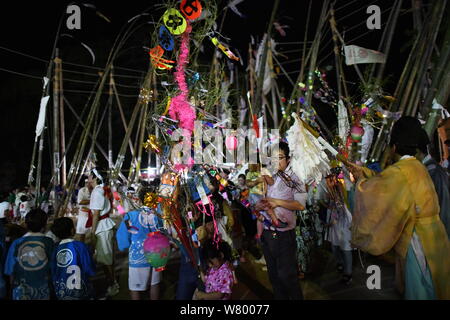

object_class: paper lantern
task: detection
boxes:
[163,9,187,35]
[351,126,365,142]
[143,232,171,271]
[225,135,238,151]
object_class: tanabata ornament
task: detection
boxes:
[149,45,175,70]
[143,135,162,154]
[158,25,174,51]
[163,8,187,35]
[158,172,179,201]
[144,192,159,208]
[211,37,240,61]
[225,135,238,151]
[180,0,202,21]
[168,24,196,137]
[350,126,365,142]
[286,113,331,185]
[143,231,171,271]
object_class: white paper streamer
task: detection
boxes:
[286,113,331,184]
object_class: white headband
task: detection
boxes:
[92,169,103,182]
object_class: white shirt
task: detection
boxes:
[77,187,91,211]
[0,201,10,219]
[89,184,115,234]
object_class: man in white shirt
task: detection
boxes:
[88,172,119,297]
[75,179,93,242]
[0,193,11,224]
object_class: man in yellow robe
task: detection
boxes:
[345,117,450,300]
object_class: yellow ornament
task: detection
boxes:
[144,192,158,208]
[163,9,187,35]
[143,135,161,154]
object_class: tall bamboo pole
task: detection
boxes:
[58,57,66,186]
[254,0,280,115]
[53,49,61,212]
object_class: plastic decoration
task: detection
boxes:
[149,45,175,70]
[168,24,196,137]
[180,0,202,21]
[211,37,240,61]
[143,231,171,271]
[225,135,238,151]
[143,135,162,154]
[350,126,365,142]
[144,192,159,208]
[158,172,179,201]
[158,25,174,51]
[163,8,187,35]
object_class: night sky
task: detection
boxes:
[0,0,424,191]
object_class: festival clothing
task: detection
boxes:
[51,239,95,300]
[5,232,54,300]
[352,156,450,299]
[128,267,161,291]
[90,184,115,266]
[95,229,114,266]
[89,185,115,235]
[117,208,164,290]
[76,187,91,235]
[422,155,450,238]
[204,262,234,300]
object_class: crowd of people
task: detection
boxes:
[0,118,449,301]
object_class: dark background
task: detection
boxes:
[0,0,434,191]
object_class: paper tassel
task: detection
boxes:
[286,113,331,184]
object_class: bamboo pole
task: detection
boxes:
[375,0,403,83]
[53,49,61,213]
[59,57,66,186]
[112,78,136,159]
[254,0,280,115]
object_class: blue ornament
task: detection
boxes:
[158,25,174,51]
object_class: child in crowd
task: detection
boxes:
[116,184,163,300]
[4,209,54,300]
[247,164,282,239]
[51,217,96,300]
[194,240,234,300]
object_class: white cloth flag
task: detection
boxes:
[360,120,374,163]
[344,45,386,65]
[338,100,350,143]
[35,96,50,141]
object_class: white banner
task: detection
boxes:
[35,96,50,141]
[344,45,386,65]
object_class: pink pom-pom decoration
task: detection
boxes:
[225,136,238,151]
[168,24,196,138]
[143,231,171,272]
